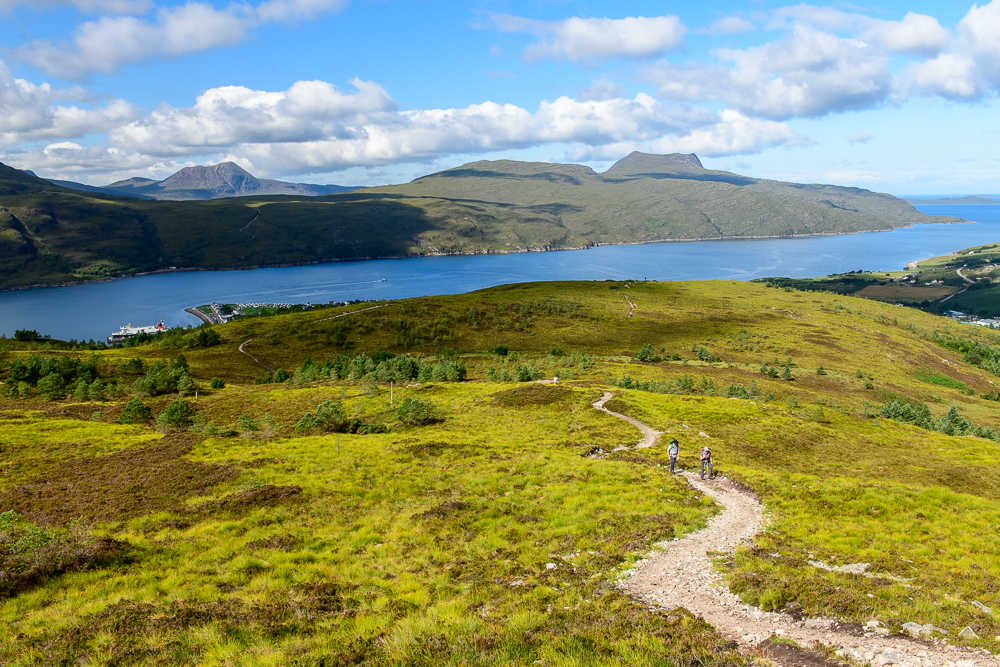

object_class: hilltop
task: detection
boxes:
[1,280,999,664]
[0,153,961,289]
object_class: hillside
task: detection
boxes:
[757,241,1000,317]
[0,153,962,290]
[1,280,999,664]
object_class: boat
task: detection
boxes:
[107,320,168,344]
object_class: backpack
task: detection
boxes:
[701,447,710,460]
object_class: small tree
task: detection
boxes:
[396,397,444,425]
[817,365,827,375]
[72,380,90,401]
[117,397,152,424]
[236,413,261,438]
[634,344,661,362]
[36,373,66,400]
[176,373,194,396]
[781,366,794,381]
[156,399,194,432]
[209,377,225,389]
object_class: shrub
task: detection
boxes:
[36,373,66,400]
[117,397,152,424]
[236,413,261,438]
[13,329,42,342]
[156,400,194,431]
[550,348,566,357]
[396,397,444,425]
[634,344,661,362]
[490,346,509,356]
[209,377,225,389]
[295,400,360,433]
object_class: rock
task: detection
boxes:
[903,622,926,638]
[920,625,947,638]
[805,618,831,629]
[970,601,992,614]
[867,620,883,629]
[959,627,980,640]
[955,661,977,667]
[875,649,901,666]
[545,563,557,570]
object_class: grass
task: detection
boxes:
[2,279,1000,662]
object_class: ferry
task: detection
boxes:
[107,320,168,344]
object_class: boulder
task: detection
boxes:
[970,601,992,614]
[902,622,925,638]
[874,649,901,666]
[959,627,980,640]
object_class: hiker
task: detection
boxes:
[700,445,714,480]
[667,438,680,473]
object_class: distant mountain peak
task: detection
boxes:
[608,152,704,174]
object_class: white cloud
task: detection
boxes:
[862,13,950,57]
[644,26,892,120]
[0,0,152,13]
[848,131,873,144]
[13,0,350,80]
[910,53,981,99]
[0,61,135,146]
[696,16,755,36]
[491,14,686,64]
[3,76,807,180]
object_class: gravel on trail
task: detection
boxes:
[594,393,998,667]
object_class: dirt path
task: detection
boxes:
[238,304,389,370]
[594,398,998,667]
[592,391,660,448]
[957,268,976,285]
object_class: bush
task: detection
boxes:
[117,397,152,424]
[36,373,66,400]
[236,413,261,438]
[295,400,361,433]
[13,329,42,342]
[634,344,662,362]
[156,400,194,431]
[209,377,225,389]
[396,397,444,425]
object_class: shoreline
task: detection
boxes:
[0,218,975,294]
[184,307,213,325]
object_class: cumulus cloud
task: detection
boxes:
[0,61,135,146]
[491,14,686,64]
[3,76,807,179]
[13,0,350,80]
[848,131,872,144]
[644,26,892,120]
[696,16,755,36]
[0,0,152,13]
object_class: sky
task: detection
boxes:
[1,0,999,194]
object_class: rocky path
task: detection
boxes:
[594,394,998,667]
[592,391,660,448]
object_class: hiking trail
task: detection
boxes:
[593,392,998,667]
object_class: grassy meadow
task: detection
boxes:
[2,279,1000,664]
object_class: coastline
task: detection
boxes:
[0,218,976,294]
[185,307,213,325]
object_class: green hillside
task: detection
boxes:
[757,241,1000,317]
[0,154,961,290]
[1,281,999,664]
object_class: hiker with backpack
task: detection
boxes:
[700,445,714,480]
[667,438,680,473]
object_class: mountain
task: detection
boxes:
[0,153,963,290]
[102,162,358,200]
[905,195,1000,205]
[363,152,960,246]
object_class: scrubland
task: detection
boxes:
[1,280,998,665]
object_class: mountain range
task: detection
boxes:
[0,152,962,290]
[33,162,357,201]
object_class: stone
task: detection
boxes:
[955,661,977,667]
[805,618,831,629]
[903,622,926,638]
[545,563,557,570]
[921,625,947,638]
[867,620,883,629]
[875,649,901,666]
[959,627,980,640]
[970,601,992,614]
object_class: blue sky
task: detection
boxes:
[1,0,999,194]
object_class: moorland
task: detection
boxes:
[1,280,999,665]
[0,153,960,290]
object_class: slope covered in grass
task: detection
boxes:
[1,280,999,663]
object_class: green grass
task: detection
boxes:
[2,279,1000,662]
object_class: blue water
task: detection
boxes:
[1,204,998,342]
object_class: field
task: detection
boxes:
[2,280,1000,665]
